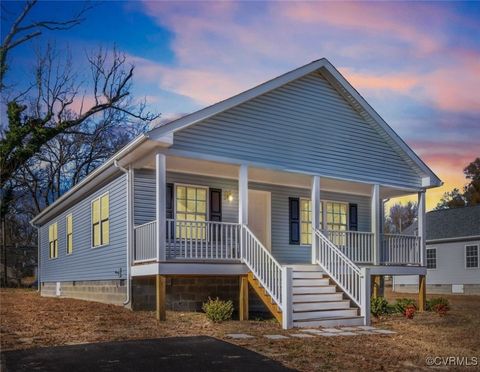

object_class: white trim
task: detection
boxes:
[90,191,110,249]
[65,213,73,255]
[131,262,247,276]
[465,244,479,269]
[149,58,441,187]
[427,235,480,243]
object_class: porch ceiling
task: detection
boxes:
[137,154,418,199]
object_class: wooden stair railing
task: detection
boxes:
[247,272,283,323]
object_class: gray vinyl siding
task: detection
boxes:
[134,170,370,264]
[39,174,127,282]
[171,71,422,188]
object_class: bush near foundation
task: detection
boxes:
[202,297,234,322]
[371,297,389,317]
[394,298,417,314]
[427,297,450,316]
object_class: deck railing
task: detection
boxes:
[166,219,241,260]
[314,228,363,306]
[241,225,284,309]
[134,221,157,262]
[324,230,374,264]
[381,233,421,265]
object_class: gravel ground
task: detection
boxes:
[1,288,479,371]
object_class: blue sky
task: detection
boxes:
[2,1,480,208]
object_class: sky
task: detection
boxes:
[2,1,479,211]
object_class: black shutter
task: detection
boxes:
[166,183,174,219]
[166,183,174,240]
[209,188,222,222]
[289,197,300,245]
[349,203,358,231]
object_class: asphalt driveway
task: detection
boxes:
[2,336,294,372]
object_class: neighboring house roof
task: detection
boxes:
[426,205,480,241]
[149,58,441,188]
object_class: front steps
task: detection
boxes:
[289,265,364,328]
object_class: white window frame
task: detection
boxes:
[426,247,437,270]
[91,191,110,249]
[173,183,209,240]
[300,198,312,246]
[48,222,58,260]
[324,200,349,232]
[66,213,73,255]
[465,244,479,269]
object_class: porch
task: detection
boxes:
[128,152,428,328]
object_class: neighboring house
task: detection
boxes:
[393,206,480,295]
[31,58,442,329]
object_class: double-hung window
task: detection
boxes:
[49,222,58,259]
[300,199,323,245]
[92,193,109,247]
[426,248,437,269]
[466,245,479,268]
[66,214,73,254]
[325,202,348,245]
[175,185,207,239]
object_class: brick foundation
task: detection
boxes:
[132,275,268,314]
[41,280,127,306]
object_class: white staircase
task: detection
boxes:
[290,265,364,328]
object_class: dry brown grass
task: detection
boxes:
[1,288,479,371]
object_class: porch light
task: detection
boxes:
[225,191,234,203]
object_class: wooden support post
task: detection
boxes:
[371,275,381,298]
[156,275,166,321]
[239,275,249,321]
[418,275,426,312]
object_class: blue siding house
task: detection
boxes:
[31,59,442,328]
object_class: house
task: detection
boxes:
[393,206,480,294]
[31,58,442,329]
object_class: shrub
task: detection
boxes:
[394,298,416,314]
[427,297,450,316]
[371,297,389,317]
[202,297,234,322]
[404,304,416,319]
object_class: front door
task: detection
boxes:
[248,189,271,251]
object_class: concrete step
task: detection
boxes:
[294,316,364,328]
[293,292,343,302]
[293,300,351,312]
[292,271,325,279]
[293,308,358,321]
[293,278,330,286]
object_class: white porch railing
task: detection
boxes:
[324,230,374,264]
[241,225,284,309]
[314,228,363,307]
[166,219,241,260]
[381,233,421,265]
[134,221,157,262]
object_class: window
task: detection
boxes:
[92,193,109,247]
[466,245,478,268]
[48,223,58,259]
[325,202,348,246]
[175,185,207,239]
[426,248,436,269]
[66,214,73,254]
[300,199,312,245]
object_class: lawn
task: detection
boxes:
[1,288,479,371]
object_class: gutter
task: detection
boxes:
[114,160,133,306]
[29,219,41,292]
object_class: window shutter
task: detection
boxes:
[289,197,300,245]
[209,188,222,222]
[166,183,174,219]
[349,203,358,231]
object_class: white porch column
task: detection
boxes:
[238,165,248,225]
[311,176,321,264]
[155,152,166,261]
[418,190,426,266]
[371,184,381,265]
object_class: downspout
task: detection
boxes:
[114,160,132,306]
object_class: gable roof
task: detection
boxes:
[426,205,480,241]
[149,58,441,188]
